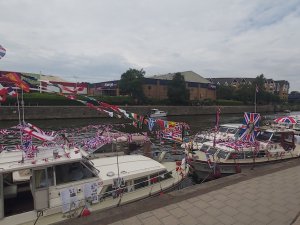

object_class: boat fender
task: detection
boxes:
[81,206,91,217]
[235,164,241,173]
[213,165,221,178]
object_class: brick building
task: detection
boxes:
[207,77,289,101]
[90,71,216,101]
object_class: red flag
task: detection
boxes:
[5,72,30,92]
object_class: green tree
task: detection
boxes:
[216,85,235,100]
[119,68,146,104]
[167,73,190,105]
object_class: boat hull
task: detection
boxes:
[189,156,300,182]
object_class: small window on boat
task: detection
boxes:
[207,147,217,155]
[55,162,96,185]
[101,185,113,198]
[271,133,281,142]
[34,167,54,189]
[256,131,272,142]
[219,127,228,133]
[256,151,266,158]
[134,176,149,189]
[159,170,172,181]
[150,173,159,184]
[244,151,255,159]
[217,150,229,159]
[227,128,238,134]
[200,145,209,152]
[228,152,245,159]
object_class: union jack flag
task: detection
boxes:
[239,112,260,142]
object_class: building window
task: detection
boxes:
[148,86,151,90]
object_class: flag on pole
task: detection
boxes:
[0,45,6,59]
[256,84,259,93]
[5,72,30,92]
[215,107,221,131]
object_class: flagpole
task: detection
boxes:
[21,88,25,123]
[16,90,24,162]
[254,86,257,113]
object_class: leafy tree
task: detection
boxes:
[119,68,146,104]
[167,73,190,105]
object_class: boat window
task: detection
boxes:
[150,173,159,184]
[256,131,272,142]
[200,145,209,152]
[227,128,238,134]
[159,170,172,181]
[271,133,281,142]
[256,151,266,158]
[134,176,149,190]
[217,150,229,159]
[34,167,54,189]
[219,127,228,133]
[55,162,96,185]
[100,185,113,198]
[244,151,255,159]
[207,147,217,155]
[228,152,245,159]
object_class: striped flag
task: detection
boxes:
[0,45,6,59]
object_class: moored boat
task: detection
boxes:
[148,109,167,118]
[0,144,188,225]
[188,127,300,181]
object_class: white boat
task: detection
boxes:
[148,109,167,118]
[0,145,188,225]
[187,127,300,181]
[181,124,242,150]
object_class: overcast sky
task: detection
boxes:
[0,0,299,91]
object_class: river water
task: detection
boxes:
[0,111,296,133]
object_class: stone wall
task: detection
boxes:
[0,105,278,120]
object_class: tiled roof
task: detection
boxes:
[148,71,211,84]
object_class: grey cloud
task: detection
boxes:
[0,0,299,91]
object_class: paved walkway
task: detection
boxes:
[57,160,300,225]
[108,165,300,225]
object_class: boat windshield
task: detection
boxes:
[207,147,217,155]
[217,150,229,159]
[227,128,238,134]
[200,145,210,152]
[219,127,228,133]
[256,131,273,142]
[234,128,243,139]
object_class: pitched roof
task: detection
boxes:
[148,71,211,83]
[206,77,255,85]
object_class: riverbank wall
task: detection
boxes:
[0,105,289,120]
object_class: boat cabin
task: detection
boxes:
[198,128,297,162]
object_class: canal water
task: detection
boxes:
[1,111,295,132]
